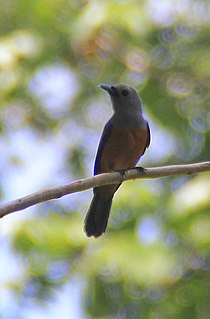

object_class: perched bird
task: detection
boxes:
[84,84,150,238]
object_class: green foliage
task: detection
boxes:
[0,0,210,317]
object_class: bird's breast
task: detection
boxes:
[99,126,148,173]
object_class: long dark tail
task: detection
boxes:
[84,193,113,238]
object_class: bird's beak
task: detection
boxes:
[98,83,115,95]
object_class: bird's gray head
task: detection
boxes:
[99,83,142,115]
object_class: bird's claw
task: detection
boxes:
[119,169,126,177]
[112,169,127,177]
[136,166,147,174]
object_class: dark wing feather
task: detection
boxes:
[94,117,113,175]
[146,121,151,148]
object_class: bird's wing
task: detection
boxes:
[94,117,113,175]
[146,121,151,148]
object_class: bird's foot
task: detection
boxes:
[113,167,146,177]
[119,169,127,177]
[135,166,147,174]
[112,169,127,177]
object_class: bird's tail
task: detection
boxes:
[84,193,113,238]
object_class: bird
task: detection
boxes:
[84,83,150,238]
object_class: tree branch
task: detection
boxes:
[0,161,209,218]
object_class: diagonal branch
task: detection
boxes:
[0,161,209,218]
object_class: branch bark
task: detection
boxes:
[0,161,209,218]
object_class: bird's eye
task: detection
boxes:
[121,88,129,96]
